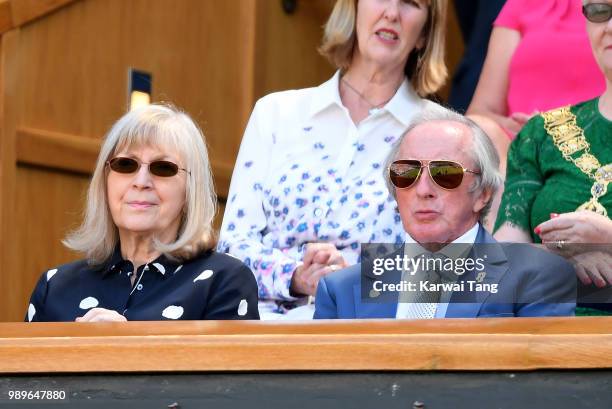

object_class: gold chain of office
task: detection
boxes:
[542,106,611,217]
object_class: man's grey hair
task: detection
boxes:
[383,105,503,221]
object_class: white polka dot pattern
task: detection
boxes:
[193,269,214,282]
[79,296,99,310]
[237,299,248,316]
[152,263,165,275]
[27,303,36,322]
[162,305,184,319]
[46,268,58,281]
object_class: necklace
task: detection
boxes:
[542,106,611,217]
[341,77,393,116]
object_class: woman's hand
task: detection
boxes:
[290,263,334,296]
[571,252,612,288]
[302,242,347,270]
[536,211,612,256]
[76,308,127,322]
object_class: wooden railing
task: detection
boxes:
[1,317,611,373]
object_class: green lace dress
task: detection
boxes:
[494,98,612,316]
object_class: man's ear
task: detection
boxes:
[473,188,493,214]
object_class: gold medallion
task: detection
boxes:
[574,154,601,173]
[543,106,610,218]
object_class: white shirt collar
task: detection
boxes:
[308,70,423,126]
[308,71,344,118]
[403,222,480,259]
[383,76,423,127]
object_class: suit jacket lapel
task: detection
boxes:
[445,226,510,318]
[353,284,398,318]
[356,246,403,318]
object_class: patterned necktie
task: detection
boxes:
[398,253,446,319]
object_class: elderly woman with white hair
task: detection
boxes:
[25,104,259,322]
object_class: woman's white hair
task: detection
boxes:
[64,103,217,265]
[383,106,503,221]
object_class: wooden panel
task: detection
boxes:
[0,29,20,322]
[9,0,76,27]
[211,160,233,202]
[16,127,100,174]
[0,0,12,33]
[13,166,88,319]
[253,0,335,100]
[15,0,257,197]
[3,317,612,337]
[0,318,611,373]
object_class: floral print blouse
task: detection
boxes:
[218,71,436,313]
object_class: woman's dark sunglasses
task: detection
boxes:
[389,159,480,190]
[107,157,188,177]
[583,3,612,23]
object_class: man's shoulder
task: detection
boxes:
[500,242,567,261]
[499,242,574,273]
[190,250,247,271]
[46,258,92,276]
[33,258,93,289]
[478,229,574,273]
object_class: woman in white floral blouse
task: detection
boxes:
[219,0,448,318]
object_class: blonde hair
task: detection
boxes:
[319,0,448,97]
[64,104,217,265]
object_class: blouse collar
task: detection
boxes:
[99,245,181,278]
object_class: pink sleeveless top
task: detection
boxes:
[495,0,605,115]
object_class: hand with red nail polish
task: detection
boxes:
[571,252,612,289]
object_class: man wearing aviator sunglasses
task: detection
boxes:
[314,108,576,319]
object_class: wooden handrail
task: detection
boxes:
[16,127,101,174]
[0,0,79,35]
[1,318,611,373]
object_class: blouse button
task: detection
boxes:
[136,284,143,291]
[314,207,324,217]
